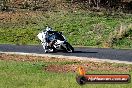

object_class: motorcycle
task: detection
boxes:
[37,30,74,53]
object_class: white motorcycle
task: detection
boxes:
[37,30,74,53]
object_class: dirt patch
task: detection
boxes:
[44,64,78,73]
[0,11,41,23]
[44,62,132,73]
[0,53,132,73]
[0,53,78,62]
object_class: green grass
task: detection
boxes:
[0,60,132,88]
[112,29,132,49]
[0,11,132,48]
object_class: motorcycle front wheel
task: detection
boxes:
[65,42,74,53]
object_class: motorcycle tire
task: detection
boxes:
[65,42,74,53]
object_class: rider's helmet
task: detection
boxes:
[45,26,53,32]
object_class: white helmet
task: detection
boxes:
[45,26,53,31]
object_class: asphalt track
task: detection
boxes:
[0,44,132,62]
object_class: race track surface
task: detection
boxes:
[0,44,132,62]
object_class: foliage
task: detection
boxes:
[0,11,132,48]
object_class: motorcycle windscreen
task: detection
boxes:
[37,32,44,42]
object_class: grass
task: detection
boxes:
[0,11,132,48]
[0,60,76,88]
[0,59,132,88]
[105,23,132,49]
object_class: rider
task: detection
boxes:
[41,26,56,53]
